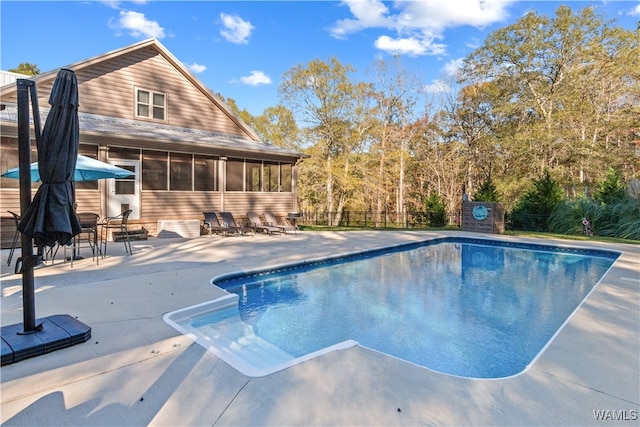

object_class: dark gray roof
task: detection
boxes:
[0,103,305,159]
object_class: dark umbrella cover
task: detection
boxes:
[18,69,82,247]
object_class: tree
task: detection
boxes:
[249,105,299,149]
[443,81,498,197]
[474,175,500,202]
[594,168,628,205]
[9,63,40,76]
[509,170,564,231]
[368,56,421,225]
[423,191,447,227]
[279,57,368,224]
[460,6,639,194]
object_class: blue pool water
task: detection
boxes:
[165,238,618,378]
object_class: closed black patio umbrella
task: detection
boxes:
[0,69,91,356]
[18,69,82,247]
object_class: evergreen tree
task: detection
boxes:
[473,175,500,202]
[424,192,447,227]
[594,168,628,205]
[509,170,564,231]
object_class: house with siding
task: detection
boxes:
[0,38,305,242]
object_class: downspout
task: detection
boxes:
[98,146,109,220]
[219,156,227,211]
[293,157,302,213]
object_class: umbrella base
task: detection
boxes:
[1,314,91,365]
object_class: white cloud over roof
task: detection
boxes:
[188,63,207,73]
[109,10,165,39]
[219,13,254,44]
[237,70,272,86]
[330,0,514,56]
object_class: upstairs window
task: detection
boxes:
[136,88,166,121]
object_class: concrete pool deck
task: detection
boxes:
[1,230,638,426]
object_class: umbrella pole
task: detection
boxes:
[17,79,38,333]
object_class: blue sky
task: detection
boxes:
[2,1,639,115]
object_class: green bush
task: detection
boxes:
[473,176,500,202]
[598,197,640,240]
[424,192,447,227]
[509,170,564,231]
[548,170,639,239]
[594,168,627,205]
[548,196,603,235]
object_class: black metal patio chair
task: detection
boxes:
[100,209,133,257]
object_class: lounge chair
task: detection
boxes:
[220,212,254,236]
[247,212,282,235]
[203,211,237,237]
[264,212,298,235]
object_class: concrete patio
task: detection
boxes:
[1,230,638,426]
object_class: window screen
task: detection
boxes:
[226,159,244,191]
[194,155,218,191]
[170,153,192,191]
[142,150,168,190]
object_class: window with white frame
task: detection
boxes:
[136,88,166,121]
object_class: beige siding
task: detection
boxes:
[76,190,102,216]
[2,46,251,139]
[1,189,100,216]
[0,189,22,216]
[139,191,294,221]
[140,191,222,220]
[223,192,295,218]
[74,47,248,137]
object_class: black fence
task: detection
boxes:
[297,211,456,229]
[505,213,551,232]
[295,211,551,232]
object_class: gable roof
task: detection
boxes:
[0,39,306,160]
[0,103,304,160]
[0,38,259,141]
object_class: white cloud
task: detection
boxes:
[423,79,451,94]
[330,0,515,56]
[101,1,121,9]
[237,70,272,86]
[188,63,207,73]
[374,35,445,56]
[465,37,482,50]
[443,58,465,78]
[219,13,254,44]
[110,10,164,39]
[628,3,640,16]
[399,0,514,30]
[101,0,148,8]
[329,0,393,39]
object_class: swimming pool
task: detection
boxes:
[164,237,619,378]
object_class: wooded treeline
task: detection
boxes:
[228,7,639,229]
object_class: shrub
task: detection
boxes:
[598,197,640,240]
[424,192,447,227]
[548,196,603,235]
[594,168,627,205]
[473,175,500,202]
[509,170,564,231]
